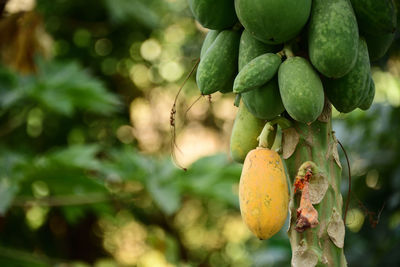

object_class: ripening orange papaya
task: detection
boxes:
[239,147,289,240]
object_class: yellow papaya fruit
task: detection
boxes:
[239,147,289,240]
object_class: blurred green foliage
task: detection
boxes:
[334,104,400,267]
[0,59,120,116]
[0,0,399,266]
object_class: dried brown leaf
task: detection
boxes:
[308,173,328,204]
[292,241,318,267]
[327,208,345,248]
[318,99,332,123]
[282,127,299,159]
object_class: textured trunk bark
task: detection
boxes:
[282,103,347,267]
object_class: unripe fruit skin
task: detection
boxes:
[278,57,324,123]
[238,30,281,71]
[308,0,359,78]
[364,32,395,62]
[235,0,311,44]
[200,30,219,59]
[350,0,397,36]
[230,102,264,163]
[196,30,240,95]
[359,76,375,110]
[242,77,285,120]
[238,30,285,119]
[239,148,289,240]
[233,53,281,94]
[188,0,238,30]
[325,38,370,113]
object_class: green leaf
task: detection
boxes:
[15,145,108,197]
[1,59,120,116]
[0,246,50,267]
[100,147,156,183]
[104,0,161,29]
[0,65,17,89]
[46,144,102,170]
[0,65,28,110]
[147,175,181,216]
[61,203,113,225]
[0,148,27,215]
[189,153,230,171]
[33,59,120,116]
[146,159,183,215]
[180,154,241,207]
[0,177,19,215]
[100,148,183,215]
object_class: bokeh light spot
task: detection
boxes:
[165,24,185,44]
[130,64,151,88]
[95,38,113,57]
[366,169,380,189]
[32,180,49,198]
[117,58,133,76]
[27,107,43,137]
[389,211,400,229]
[26,205,49,230]
[73,29,91,47]
[159,61,183,82]
[116,125,134,144]
[373,69,400,107]
[137,250,174,267]
[140,39,162,61]
[346,208,365,233]
[5,0,35,13]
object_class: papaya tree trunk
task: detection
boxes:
[282,103,347,266]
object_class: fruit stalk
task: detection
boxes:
[283,103,347,266]
[258,123,276,149]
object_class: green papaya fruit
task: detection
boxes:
[308,0,359,78]
[235,0,311,44]
[359,76,375,110]
[196,30,240,95]
[350,0,397,36]
[238,30,281,71]
[242,77,285,120]
[325,38,370,113]
[233,53,281,94]
[237,30,284,119]
[357,72,372,107]
[278,57,324,123]
[230,101,265,163]
[200,30,219,59]
[188,0,238,30]
[364,32,395,61]
[219,78,234,94]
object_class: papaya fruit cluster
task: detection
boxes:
[190,0,397,160]
[188,0,397,240]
